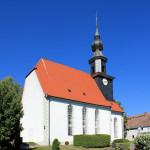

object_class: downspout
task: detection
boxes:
[109,106,112,141]
[122,113,124,139]
[45,94,50,145]
[49,98,50,145]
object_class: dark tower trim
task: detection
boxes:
[89,14,115,102]
[89,56,107,64]
[92,72,115,80]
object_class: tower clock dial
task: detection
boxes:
[102,78,108,85]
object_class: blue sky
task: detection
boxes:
[0,0,150,116]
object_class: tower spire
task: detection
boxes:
[91,13,103,55]
[96,11,97,26]
[94,12,100,39]
[95,12,99,36]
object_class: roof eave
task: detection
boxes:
[45,94,112,109]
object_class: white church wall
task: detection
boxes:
[49,97,111,145]
[21,70,46,145]
[111,112,123,142]
[99,108,111,135]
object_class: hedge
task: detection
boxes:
[113,139,129,143]
[73,134,110,148]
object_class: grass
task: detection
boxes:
[30,145,109,150]
[29,142,133,150]
[27,142,38,146]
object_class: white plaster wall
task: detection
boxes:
[49,97,111,145]
[111,112,123,142]
[100,108,111,135]
[140,126,150,133]
[95,59,101,72]
[126,126,150,141]
[21,71,46,145]
[126,129,138,141]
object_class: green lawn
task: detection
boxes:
[29,142,133,150]
[30,145,107,150]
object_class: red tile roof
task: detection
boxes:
[127,113,150,128]
[34,59,123,112]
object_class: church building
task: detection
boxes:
[21,18,124,145]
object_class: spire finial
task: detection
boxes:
[94,12,100,39]
[96,11,97,26]
[91,12,103,53]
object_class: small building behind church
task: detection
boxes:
[125,112,150,141]
[21,20,124,145]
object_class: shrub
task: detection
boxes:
[113,139,129,143]
[74,134,110,148]
[52,139,60,150]
[115,143,129,150]
[134,134,150,150]
[65,141,69,145]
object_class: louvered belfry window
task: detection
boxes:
[95,109,99,134]
[68,105,73,136]
[82,107,87,134]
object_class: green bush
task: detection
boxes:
[113,139,129,143]
[134,134,150,150]
[52,139,60,150]
[74,134,110,148]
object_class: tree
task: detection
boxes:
[0,76,23,149]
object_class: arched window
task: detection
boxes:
[95,109,99,134]
[114,117,118,138]
[82,107,87,134]
[68,105,73,135]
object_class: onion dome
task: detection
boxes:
[91,15,103,52]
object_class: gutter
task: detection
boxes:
[25,67,37,78]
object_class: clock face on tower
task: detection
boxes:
[102,78,108,85]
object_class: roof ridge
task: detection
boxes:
[129,113,150,119]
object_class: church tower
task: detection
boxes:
[89,16,115,101]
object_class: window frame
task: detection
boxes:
[68,105,73,136]
[114,117,118,138]
[82,107,87,134]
